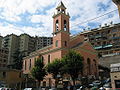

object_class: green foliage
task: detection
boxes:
[62,50,84,84]
[31,58,46,84]
[46,50,84,86]
[46,58,63,79]
[12,50,25,70]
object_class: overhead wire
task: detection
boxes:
[70,9,118,29]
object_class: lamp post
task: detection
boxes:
[24,74,28,88]
[57,73,63,90]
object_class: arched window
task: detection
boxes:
[48,55,50,63]
[62,9,65,13]
[29,59,31,70]
[41,56,44,61]
[64,20,67,31]
[58,9,60,13]
[93,59,97,76]
[25,60,27,70]
[65,41,67,47]
[87,58,91,75]
[56,40,58,47]
[56,20,59,31]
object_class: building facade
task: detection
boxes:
[35,36,53,50]
[80,23,120,68]
[0,68,24,89]
[19,34,36,56]
[23,2,99,87]
[2,34,19,65]
[0,48,8,68]
[0,36,3,49]
[0,33,53,67]
[113,0,120,16]
[110,63,120,88]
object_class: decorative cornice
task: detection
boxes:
[52,12,70,18]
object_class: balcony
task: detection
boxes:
[112,37,120,40]
[94,46,103,50]
[94,44,113,50]
[103,44,113,48]
[102,52,120,57]
[95,35,102,38]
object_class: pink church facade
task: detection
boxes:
[23,2,99,87]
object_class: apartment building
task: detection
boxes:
[113,0,120,16]
[0,36,3,49]
[35,36,53,50]
[2,34,19,65]
[1,33,52,67]
[0,48,9,68]
[80,23,120,67]
[19,34,36,56]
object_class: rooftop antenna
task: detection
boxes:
[110,21,113,25]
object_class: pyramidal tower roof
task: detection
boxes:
[56,1,66,9]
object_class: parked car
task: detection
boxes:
[103,83,111,90]
[76,86,84,90]
[24,88,32,90]
[49,88,56,90]
[0,88,12,90]
[92,80,101,86]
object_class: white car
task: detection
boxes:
[0,88,9,90]
[77,86,83,90]
[24,88,32,90]
[92,80,101,86]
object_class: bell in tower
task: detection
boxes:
[56,1,66,14]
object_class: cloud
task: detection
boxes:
[0,0,119,37]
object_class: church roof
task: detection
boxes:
[56,1,66,9]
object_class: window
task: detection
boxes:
[65,41,67,47]
[3,72,6,78]
[19,72,22,78]
[29,59,31,70]
[64,20,67,31]
[56,40,58,47]
[62,9,65,13]
[56,20,59,31]
[87,58,91,75]
[25,60,27,70]
[48,55,50,63]
[41,56,44,61]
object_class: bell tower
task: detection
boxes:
[52,1,70,49]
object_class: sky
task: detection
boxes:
[0,0,119,37]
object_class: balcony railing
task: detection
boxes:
[102,52,120,57]
[112,37,120,40]
[94,46,103,49]
[103,44,113,48]
[94,44,113,50]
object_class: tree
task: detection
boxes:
[62,50,84,86]
[12,50,25,70]
[31,58,46,88]
[46,58,63,87]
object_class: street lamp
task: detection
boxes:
[57,73,63,89]
[24,74,28,88]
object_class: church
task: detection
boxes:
[23,1,99,87]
